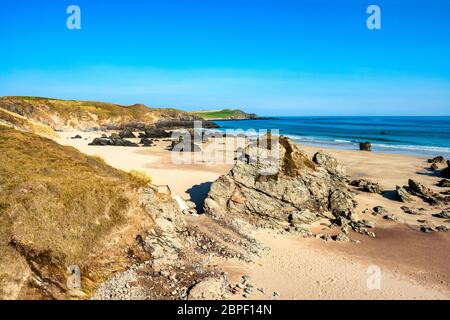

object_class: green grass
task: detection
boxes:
[191,109,252,120]
[0,125,149,299]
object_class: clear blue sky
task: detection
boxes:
[1,0,449,115]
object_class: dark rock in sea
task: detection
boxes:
[118,128,136,139]
[203,135,357,230]
[88,136,138,147]
[395,186,414,202]
[350,179,383,194]
[140,138,154,147]
[428,156,445,164]
[359,142,372,152]
[438,179,450,187]
[380,132,387,135]
[71,134,82,139]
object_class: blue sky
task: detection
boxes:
[1,0,449,115]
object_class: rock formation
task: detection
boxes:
[89,135,139,147]
[350,179,383,194]
[119,128,136,139]
[203,136,357,230]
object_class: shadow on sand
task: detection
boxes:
[186,182,212,214]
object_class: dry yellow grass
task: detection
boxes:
[0,96,200,130]
[0,125,149,299]
[0,108,56,138]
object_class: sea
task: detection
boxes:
[212,116,450,158]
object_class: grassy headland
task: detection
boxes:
[191,109,257,120]
[0,125,152,299]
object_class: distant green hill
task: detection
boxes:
[191,109,257,120]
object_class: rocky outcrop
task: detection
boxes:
[428,156,446,164]
[407,179,443,205]
[350,179,383,194]
[142,127,171,138]
[118,128,136,139]
[140,138,154,147]
[438,179,450,188]
[89,135,139,147]
[395,186,414,202]
[203,136,357,230]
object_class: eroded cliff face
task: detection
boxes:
[204,136,357,230]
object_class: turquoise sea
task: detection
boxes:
[213,116,450,158]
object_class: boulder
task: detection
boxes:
[383,214,398,221]
[431,163,439,171]
[428,156,445,164]
[395,186,414,202]
[359,142,372,151]
[408,179,442,205]
[203,136,357,229]
[140,138,154,147]
[143,127,171,138]
[350,179,383,194]
[373,206,388,215]
[400,206,422,215]
[88,136,138,147]
[118,128,136,139]
[438,179,450,188]
[71,134,82,139]
[433,210,450,219]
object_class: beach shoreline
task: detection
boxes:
[54,130,450,299]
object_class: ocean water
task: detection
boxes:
[212,116,450,158]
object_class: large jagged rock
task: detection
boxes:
[203,136,357,229]
[407,179,442,205]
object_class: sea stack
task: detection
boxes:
[359,142,372,151]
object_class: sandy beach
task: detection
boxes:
[56,131,450,300]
